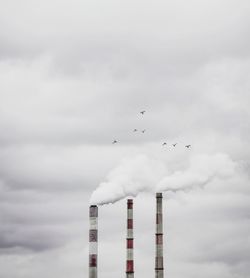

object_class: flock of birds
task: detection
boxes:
[112,110,191,149]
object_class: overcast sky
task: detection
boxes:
[0,0,250,277]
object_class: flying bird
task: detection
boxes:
[140,110,146,115]
[173,143,177,147]
[142,129,146,133]
[133,129,137,132]
[162,142,167,146]
[185,144,191,148]
[112,140,118,144]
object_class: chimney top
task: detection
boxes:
[156,192,163,198]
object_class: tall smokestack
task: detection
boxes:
[155,193,164,278]
[89,205,98,278]
[126,199,134,278]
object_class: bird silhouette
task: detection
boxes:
[173,143,177,147]
[133,129,137,132]
[185,145,191,148]
[140,110,146,115]
[162,142,167,146]
[142,129,146,133]
[112,140,118,144]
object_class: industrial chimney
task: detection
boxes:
[126,199,134,278]
[89,205,98,278]
[155,193,164,278]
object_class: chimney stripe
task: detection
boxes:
[127,201,133,209]
[90,206,98,217]
[156,234,163,245]
[127,209,133,219]
[89,229,98,242]
[127,239,133,248]
[127,228,133,239]
[89,218,98,229]
[126,260,134,272]
[89,242,98,254]
[127,248,134,259]
[89,254,97,267]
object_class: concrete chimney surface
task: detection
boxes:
[155,193,164,278]
[126,199,134,278]
[89,205,98,278]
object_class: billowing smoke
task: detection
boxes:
[90,153,236,205]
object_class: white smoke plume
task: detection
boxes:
[90,153,236,205]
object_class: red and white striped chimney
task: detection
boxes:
[155,193,164,278]
[89,205,98,278]
[126,199,134,278]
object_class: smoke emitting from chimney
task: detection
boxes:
[90,153,235,205]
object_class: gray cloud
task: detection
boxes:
[0,0,250,277]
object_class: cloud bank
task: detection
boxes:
[0,0,250,277]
